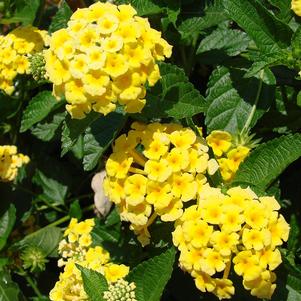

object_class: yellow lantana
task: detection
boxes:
[172,185,289,300]
[104,122,213,246]
[292,0,301,16]
[0,145,30,182]
[44,2,172,118]
[0,26,47,95]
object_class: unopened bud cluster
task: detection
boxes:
[103,279,137,301]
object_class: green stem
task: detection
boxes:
[21,270,43,298]
[66,193,94,203]
[240,69,264,135]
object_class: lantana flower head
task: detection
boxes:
[50,218,130,301]
[0,145,30,182]
[172,185,289,300]
[104,122,218,245]
[0,26,47,95]
[292,0,301,16]
[44,2,172,119]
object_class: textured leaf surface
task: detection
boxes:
[141,63,206,119]
[48,1,72,33]
[61,112,99,156]
[233,133,301,190]
[0,271,20,301]
[33,169,68,205]
[20,91,60,132]
[78,265,108,301]
[127,248,175,301]
[115,0,163,15]
[83,112,127,171]
[223,0,293,53]
[17,227,62,256]
[197,28,250,56]
[205,65,273,133]
[31,112,66,141]
[0,205,16,251]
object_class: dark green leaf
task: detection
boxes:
[288,215,300,253]
[0,270,21,301]
[115,0,163,16]
[33,169,68,205]
[0,93,21,120]
[91,225,120,245]
[141,63,206,119]
[69,200,82,220]
[223,0,293,53]
[127,248,176,301]
[48,1,72,33]
[31,112,66,141]
[61,112,99,156]
[233,133,301,190]
[83,112,127,171]
[197,28,250,56]
[17,226,62,257]
[20,91,62,132]
[0,205,16,251]
[77,265,108,301]
[205,65,274,133]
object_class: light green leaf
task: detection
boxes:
[48,0,72,33]
[0,205,16,251]
[0,270,21,301]
[69,200,82,220]
[127,248,175,301]
[33,169,68,205]
[141,63,206,119]
[17,227,62,257]
[77,265,108,301]
[20,91,62,132]
[61,112,99,156]
[197,28,250,56]
[83,112,127,171]
[233,133,301,190]
[223,0,293,54]
[205,65,273,133]
[287,275,301,300]
[0,0,40,25]
[31,112,66,141]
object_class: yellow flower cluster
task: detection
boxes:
[0,26,47,95]
[172,185,290,300]
[292,0,301,16]
[50,218,130,301]
[0,145,30,182]
[206,131,250,182]
[104,122,219,246]
[44,2,172,119]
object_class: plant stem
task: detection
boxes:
[240,69,264,135]
[21,270,43,298]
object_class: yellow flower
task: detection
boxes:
[211,231,239,256]
[212,278,235,300]
[124,174,147,206]
[144,159,172,182]
[258,248,282,271]
[146,181,172,209]
[106,153,133,179]
[242,228,271,251]
[200,248,226,276]
[170,172,197,202]
[244,202,268,229]
[206,130,232,157]
[193,271,216,293]
[102,35,124,53]
[233,251,262,281]
[170,129,196,149]
[268,213,290,248]
[104,264,130,283]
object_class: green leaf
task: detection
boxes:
[0,93,21,120]
[205,65,273,133]
[17,226,62,257]
[0,205,16,251]
[233,133,301,190]
[48,1,73,33]
[178,1,228,42]
[287,215,300,254]
[266,0,292,22]
[0,0,41,25]
[83,112,127,171]
[91,224,120,245]
[31,112,66,141]
[0,270,21,301]
[77,265,108,301]
[33,169,68,205]
[20,91,62,132]
[69,200,82,220]
[197,28,250,56]
[287,275,301,300]
[141,63,206,119]
[223,0,293,54]
[127,247,176,301]
[61,112,99,156]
